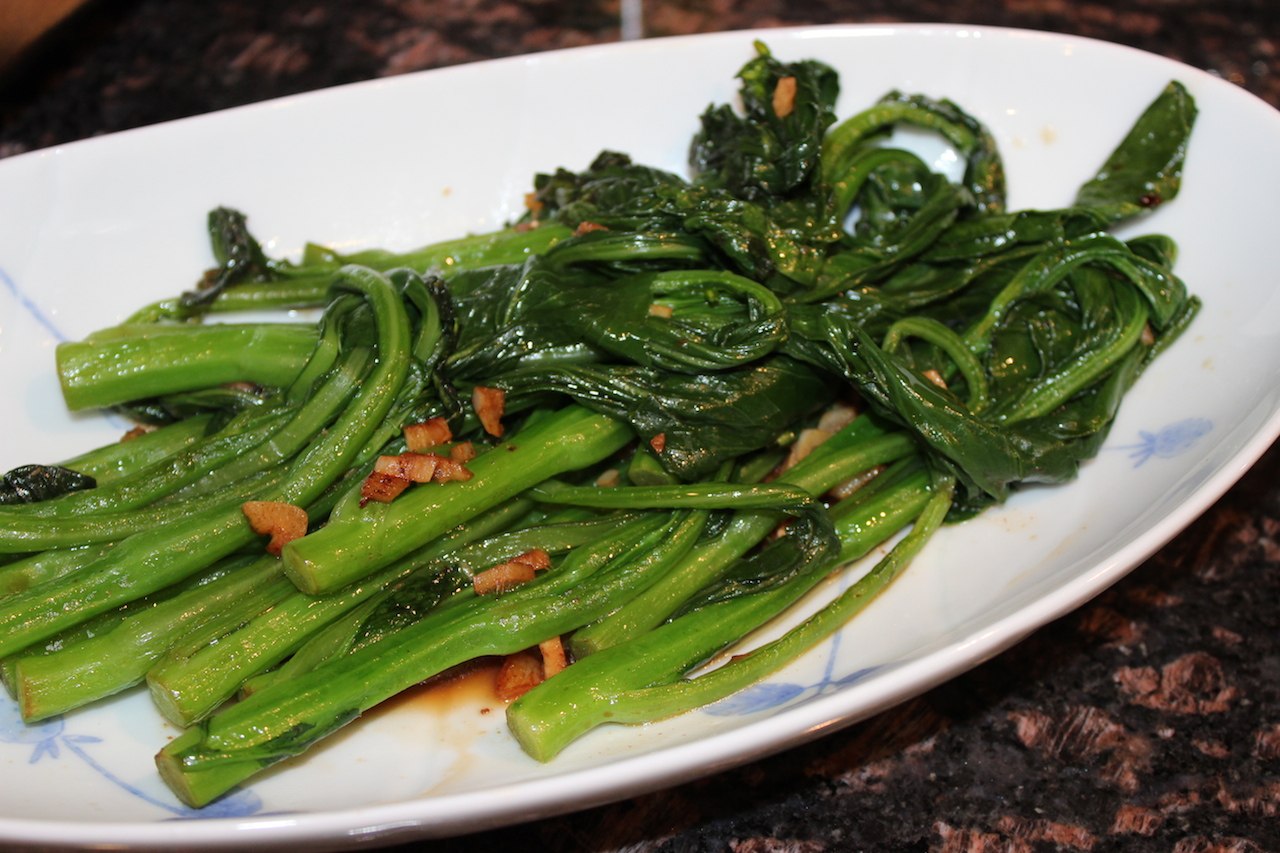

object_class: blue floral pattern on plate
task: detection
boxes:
[704,632,882,716]
[0,698,262,819]
[1112,418,1213,467]
[2,266,66,342]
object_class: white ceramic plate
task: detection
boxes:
[2,23,1279,850]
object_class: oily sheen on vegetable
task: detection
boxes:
[0,43,1198,808]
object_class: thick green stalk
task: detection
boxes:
[240,594,387,698]
[57,323,319,411]
[146,498,534,726]
[282,404,634,594]
[11,408,294,518]
[266,267,414,507]
[579,478,950,712]
[507,472,948,761]
[0,543,115,598]
[242,509,642,694]
[0,498,271,658]
[164,347,372,499]
[0,469,283,553]
[571,417,918,655]
[13,555,295,721]
[57,414,214,485]
[155,513,675,807]
[0,556,252,696]
[3,473,354,699]
[0,266,413,656]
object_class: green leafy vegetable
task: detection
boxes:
[0,45,1199,810]
[0,465,96,505]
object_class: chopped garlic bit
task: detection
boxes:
[495,650,544,701]
[775,401,861,477]
[509,548,552,572]
[374,452,439,483]
[922,369,948,390]
[595,467,621,488]
[432,456,474,482]
[472,560,536,595]
[817,401,859,434]
[828,464,885,501]
[473,386,506,437]
[496,635,570,701]
[361,448,474,506]
[782,426,832,472]
[359,470,412,506]
[472,548,552,595]
[772,75,798,118]
[403,417,452,451]
[573,221,608,237]
[539,636,568,677]
[241,500,308,555]
[647,303,674,318]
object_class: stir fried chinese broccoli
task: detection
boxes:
[0,43,1197,808]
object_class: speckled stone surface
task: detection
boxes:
[2,2,1278,851]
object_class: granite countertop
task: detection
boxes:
[1,2,1277,851]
